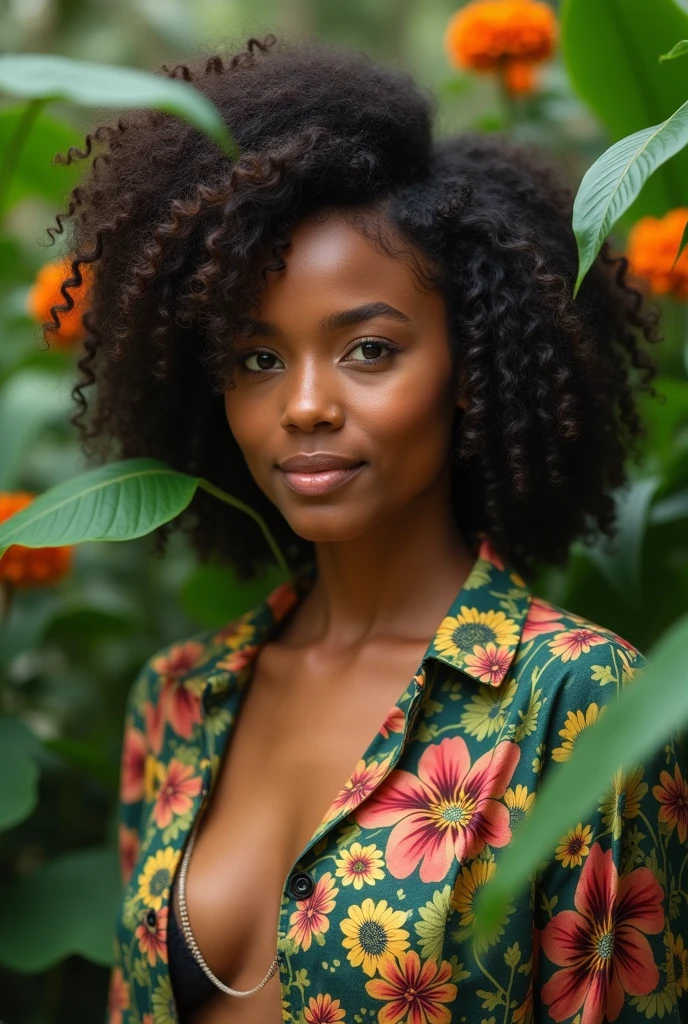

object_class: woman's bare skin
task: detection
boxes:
[171,208,472,1023]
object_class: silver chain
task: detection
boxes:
[176,818,281,998]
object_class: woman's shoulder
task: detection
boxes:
[517,592,647,707]
[124,601,266,714]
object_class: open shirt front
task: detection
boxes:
[108,532,688,1024]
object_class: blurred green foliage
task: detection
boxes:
[0,1,687,1021]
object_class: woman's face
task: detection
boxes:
[223,209,464,543]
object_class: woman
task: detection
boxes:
[48,34,686,1024]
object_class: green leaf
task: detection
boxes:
[0,369,72,489]
[0,846,120,970]
[572,100,688,295]
[0,457,290,576]
[650,487,688,524]
[0,106,83,206]
[561,0,688,220]
[180,561,287,629]
[0,458,199,552]
[659,38,688,61]
[0,717,40,831]
[474,611,688,935]
[576,477,661,606]
[0,54,238,159]
[671,213,688,269]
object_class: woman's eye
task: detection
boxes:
[240,351,284,372]
[346,339,397,364]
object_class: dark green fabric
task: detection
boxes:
[108,532,687,1024]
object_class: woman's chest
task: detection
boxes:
[118,649,545,1024]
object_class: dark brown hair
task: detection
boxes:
[42,33,663,581]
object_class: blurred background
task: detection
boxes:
[1,0,687,1020]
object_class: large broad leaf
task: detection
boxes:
[572,100,688,295]
[475,611,688,933]
[0,847,120,970]
[561,0,688,220]
[0,458,199,552]
[0,457,290,576]
[0,54,238,159]
[0,717,40,831]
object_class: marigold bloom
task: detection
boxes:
[0,492,74,588]
[26,256,93,349]
[627,208,688,300]
[444,0,558,96]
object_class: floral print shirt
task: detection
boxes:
[108,532,688,1024]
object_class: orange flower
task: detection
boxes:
[26,256,93,349]
[106,967,129,1024]
[627,208,688,300]
[152,758,203,829]
[0,492,74,589]
[503,59,538,95]
[287,873,338,951]
[365,949,458,1024]
[304,993,346,1024]
[444,0,557,96]
[653,764,688,844]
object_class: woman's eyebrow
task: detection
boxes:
[246,301,413,337]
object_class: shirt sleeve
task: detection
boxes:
[533,644,688,1024]
[106,658,159,1024]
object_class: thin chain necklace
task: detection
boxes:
[176,817,281,998]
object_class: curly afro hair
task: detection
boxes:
[42,32,663,582]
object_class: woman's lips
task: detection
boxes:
[278,462,366,495]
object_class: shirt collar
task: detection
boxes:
[199,530,532,701]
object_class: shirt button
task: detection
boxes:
[288,872,314,899]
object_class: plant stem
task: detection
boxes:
[496,63,516,132]
[0,581,14,624]
[0,98,47,221]
[197,478,291,578]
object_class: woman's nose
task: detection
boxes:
[278,359,344,432]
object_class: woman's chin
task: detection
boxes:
[283,510,371,544]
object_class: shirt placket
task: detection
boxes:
[274,663,432,1017]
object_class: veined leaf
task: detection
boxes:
[562,0,688,220]
[0,457,289,577]
[572,99,688,295]
[474,612,688,934]
[0,54,238,159]
[0,458,199,552]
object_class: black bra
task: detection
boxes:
[167,896,218,1018]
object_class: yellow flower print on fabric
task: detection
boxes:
[136,847,180,911]
[435,607,520,664]
[340,898,409,976]
[335,842,385,889]
[451,859,495,927]
[551,703,604,762]
[555,823,592,868]
[504,784,535,832]
[599,766,647,840]
[461,678,517,740]
[303,993,346,1023]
